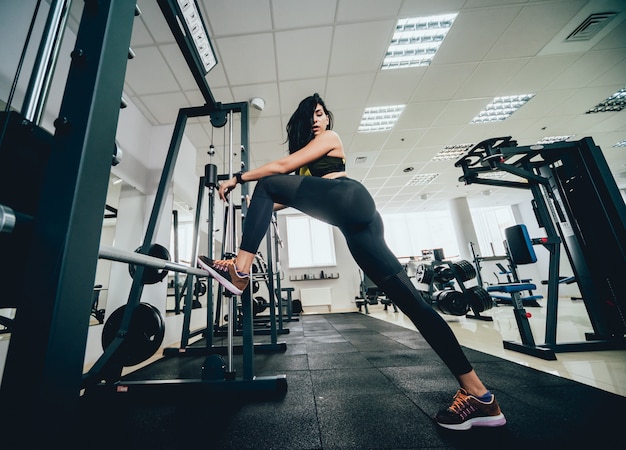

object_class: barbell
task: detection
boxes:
[99,244,208,279]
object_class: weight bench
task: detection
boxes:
[356,272,397,314]
[486,225,544,307]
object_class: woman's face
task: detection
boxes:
[312,104,329,136]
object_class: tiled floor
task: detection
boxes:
[362,296,626,397]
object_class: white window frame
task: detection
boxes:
[285,215,337,268]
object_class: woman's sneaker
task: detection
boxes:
[197,256,249,295]
[435,388,506,430]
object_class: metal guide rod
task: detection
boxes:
[226,110,235,374]
[22,0,72,124]
[98,244,208,278]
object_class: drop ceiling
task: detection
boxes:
[78,0,626,213]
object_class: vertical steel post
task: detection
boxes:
[0,0,136,443]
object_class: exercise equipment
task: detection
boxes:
[412,258,493,320]
[0,2,140,442]
[146,102,286,394]
[127,243,171,284]
[101,303,165,367]
[456,136,626,359]
[486,224,543,308]
[434,289,469,316]
[355,271,397,314]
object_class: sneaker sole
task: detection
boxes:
[197,258,243,296]
[436,413,506,431]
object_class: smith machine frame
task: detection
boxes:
[0,0,286,444]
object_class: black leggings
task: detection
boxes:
[240,174,472,376]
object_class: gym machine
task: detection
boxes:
[456,136,626,360]
[0,1,140,443]
[470,240,544,307]
[91,0,285,398]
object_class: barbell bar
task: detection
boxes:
[1,204,208,279]
[99,244,208,278]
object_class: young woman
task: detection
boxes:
[198,93,506,431]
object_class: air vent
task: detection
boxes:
[354,156,368,165]
[565,12,618,42]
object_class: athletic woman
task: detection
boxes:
[198,93,506,430]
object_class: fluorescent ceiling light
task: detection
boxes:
[176,0,217,74]
[613,140,626,147]
[432,143,474,161]
[536,135,573,145]
[470,94,535,124]
[358,105,405,132]
[406,173,439,186]
[382,14,458,70]
[586,86,626,113]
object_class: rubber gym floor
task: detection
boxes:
[78,312,625,449]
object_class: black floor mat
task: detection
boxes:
[78,312,626,449]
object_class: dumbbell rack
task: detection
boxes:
[416,259,493,322]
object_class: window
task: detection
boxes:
[381,211,460,259]
[171,221,195,265]
[286,215,336,268]
[471,206,516,256]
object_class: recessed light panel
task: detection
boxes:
[382,14,458,70]
[406,173,439,186]
[536,135,573,145]
[470,94,535,123]
[432,143,474,161]
[358,105,405,132]
[586,87,626,113]
[613,140,626,147]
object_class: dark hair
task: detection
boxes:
[286,93,333,154]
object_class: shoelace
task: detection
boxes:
[213,259,235,271]
[448,390,471,413]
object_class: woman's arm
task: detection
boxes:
[218,130,341,201]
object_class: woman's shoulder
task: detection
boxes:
[317,129,342,147]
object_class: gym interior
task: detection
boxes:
[1,1,626,448]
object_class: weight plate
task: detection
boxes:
[467,286,493,313]
[128,243,171,284]
[453,260,477,282]
[415,264,434,284]
[435,289,469,316]
[101,302,165,367]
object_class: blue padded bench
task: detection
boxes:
[486,283,543,307]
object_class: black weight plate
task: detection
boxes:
[101,303,165,367]
[415,264,434,284]
[128,243,171,284]
[467,286,493,312]
[436,289,469,316]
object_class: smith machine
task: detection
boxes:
[0,1,286,445]
[455,136,626,360]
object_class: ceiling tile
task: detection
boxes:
[125,46,179,95]
[202,0,272,36]
[368,67,427,105]
[485,1,587,60]
[336,0,403,22]
[326,74,375,110]
[140,92,190,124]
[271,0,337,29]
[411,62,478,101]
[454,58,532,99]
[276,27,333,80]
[215,33,277,85]
[435,6,522,64]
[329,21,395,75]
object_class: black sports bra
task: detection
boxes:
[299,155,346,177]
